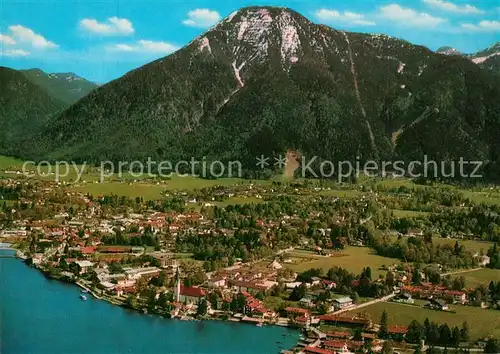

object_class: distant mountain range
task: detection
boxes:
[0,67,66,151]
[1,7,499,180]
[0,66,98,155]
[437,42,500,73]
[21,68,98,104]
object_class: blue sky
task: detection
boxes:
[1,0,498,83]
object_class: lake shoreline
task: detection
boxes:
[8,249,301,353]
[1,250,300,354]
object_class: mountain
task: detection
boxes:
[436,46,462,56]
[470,42,500,73]
[20,7,500,179]
[0,66,66,152]
[21,69,98,104]
[436,42,500,74]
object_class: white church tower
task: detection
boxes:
[175,264,181,303]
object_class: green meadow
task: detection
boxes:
[352,301,500,340]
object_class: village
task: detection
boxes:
[1,176,500,354]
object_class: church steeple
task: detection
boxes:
[175,265,181,303]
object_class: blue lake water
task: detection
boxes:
[0,249,298,354]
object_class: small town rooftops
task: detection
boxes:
[180,286,206,297]
[75,260,94,267]
[388,325,408,334]
[303,347,334,354]
[333,296,353,304]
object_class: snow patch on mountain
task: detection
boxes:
[236,9,273,42]
[257,8,273,22]
[279,12,300,64]
[232,60,246,87]
[437,47,461,56]
[198,37,212,54]
[472,52,500,64]
[280,25,299,62]
[237,20,249,40]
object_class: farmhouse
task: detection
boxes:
[394,292,414,304]
[425,298,449,311]
[407,229,424,236]
[333,297,354,310]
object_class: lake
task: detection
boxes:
[0,249,298,354]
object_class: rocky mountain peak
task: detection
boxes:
[219,7,307,67]
[436,46,462,56]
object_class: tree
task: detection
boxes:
[412,267,422,285]
[125,294,137,309]
[230,293,247,313]
[289,284,306,301]
[451,326,461,347]
[385,271,395,288]
[379,310,389,338]
[413,344,423,354]
[353,327,363,341]
[460,321,470,342]
[351,291,360,303]
[197,298,208,317]
[406,320,424,344]
[381,341,393,354]
[426,347,440,354]
[438,324,452,346]
[484,338,500,353]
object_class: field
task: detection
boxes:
[390,209,430,218]
[0,156,24,169]
[388,235,494,254]
[283,247,402,278]
[451,268,500,288]
[431,238,494,254]
[213,196,266,207]
[69,176,271,200]
[461,190,500,205]
[318,189,364,198]
[351,301,500,339]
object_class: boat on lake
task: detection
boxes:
[79,294,87,301]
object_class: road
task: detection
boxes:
[441,267,482,276]
[334,293,397,315]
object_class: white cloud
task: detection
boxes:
[136,40,178,53]
[379,4,447,27]
[0,49,30,57]
[80,17,134,35]
[182,9,221,28]
[423,0,484,14]
[8,25,58,48]
[108,39,178,54]
[113,44,135,52]
[461,20,500,32]
[315,9,376,26]
[0,34,16,45]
